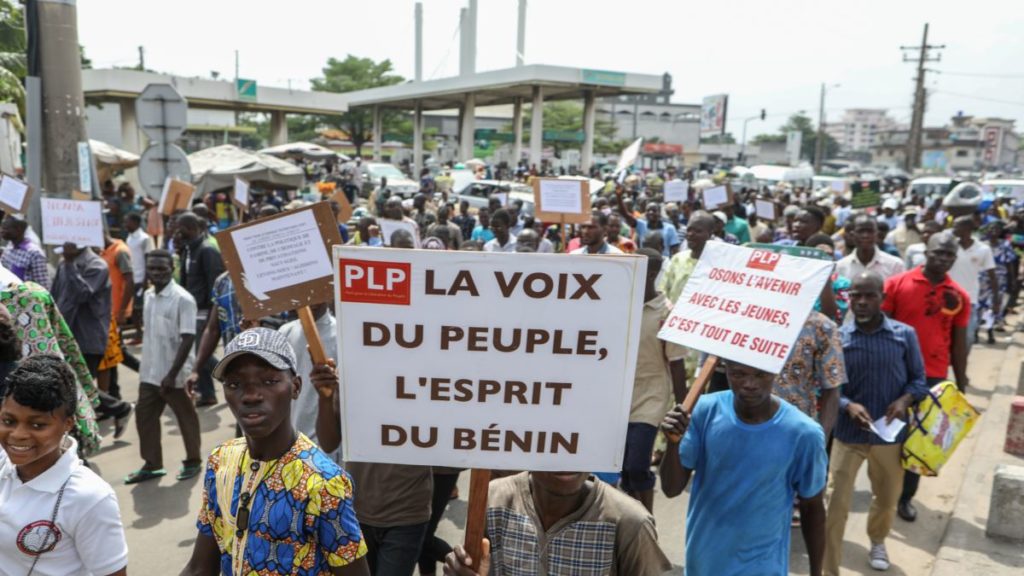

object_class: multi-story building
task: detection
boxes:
[824,108,902,152]
[870,114,1019,172]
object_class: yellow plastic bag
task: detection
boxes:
[901,381,980,476]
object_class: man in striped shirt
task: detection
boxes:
[825,272,928,575]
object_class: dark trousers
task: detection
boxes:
[135,383,201,470]
[418,473,460,574]
[194,314,218,401]
[361,522,429,576]
[900,376,945,504]
[84,353,130,418]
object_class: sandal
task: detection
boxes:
[125,468,166,484]
[177,462,203,481]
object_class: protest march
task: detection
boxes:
[2,2,1024,576]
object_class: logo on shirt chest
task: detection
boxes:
[16,521,62,556]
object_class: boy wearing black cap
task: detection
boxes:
[182,327,369,576]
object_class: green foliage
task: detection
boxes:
[310,55,407,156]
[700,132,736,145]
[0,0,25,112]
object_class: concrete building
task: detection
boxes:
[870,114,1020,172]
[824,108,902,152]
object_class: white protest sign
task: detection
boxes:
[614,137,643,178]
[537,179,583,214]
[494,192,508,206]
[664,179,689,203]
[658,242,833,373]
[233,177,250,208]
[830,180,847,193]
[755,199,777,221]
[0,175,31,213]
[228,208,333,299]
[702,185,729,209]
[379,219,421,248]
[40,198,104,248]
[335,247,647,471]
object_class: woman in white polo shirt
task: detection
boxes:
[0,355,128,575]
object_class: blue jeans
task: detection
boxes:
[361,521,429,576]
[967,303,980,346]
[621,422,658,493]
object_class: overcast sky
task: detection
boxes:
[78,0,1023,139]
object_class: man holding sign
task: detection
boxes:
[656,242,833,576]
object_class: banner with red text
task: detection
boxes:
[334,247,647,471]
[658,242,833,373]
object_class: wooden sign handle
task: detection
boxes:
[665,355,720,442]
[297,306,328,366]
[463,468,491,569]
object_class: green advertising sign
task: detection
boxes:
[582,69,626,87]
[236,78,257,102]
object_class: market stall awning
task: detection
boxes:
[259,141,350,162]
[188,145,304,196]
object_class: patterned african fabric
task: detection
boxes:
[0,281,102,454]
[771,311,847,422]
[197,433,366,576]
[98,320,124,371]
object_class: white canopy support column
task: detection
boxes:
[119,98,143,190]
[529,85,543,168]
[372,105,382,161]
[512,97,523,168]
[581,90,596,175]
[460,92,476,161]
[413,101,424,178]
[270,110,288,146]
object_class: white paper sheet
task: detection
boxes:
[230,209,333,297]
[869,416,906,443]
[234,177,250,207]
[379,219,421,248]
[0,176,29,213]
[755,199,776,221]
[702,185,728,209]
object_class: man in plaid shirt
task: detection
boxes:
[1,217,50,289]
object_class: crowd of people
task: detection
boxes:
[0,163,1016,576]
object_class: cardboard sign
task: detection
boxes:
[664,179,689,203]
[329,188,355,224]
[379,218,422,248]
[533,178,591,223]
[216,202,343,319]
[754,199,779,221]
[233,177,250,209]
[159,178,195,216]
[40,198,104,249]
[702,184,731,209]
[334,247,647,471]
[658,242,833,374]
[0,175,31,214]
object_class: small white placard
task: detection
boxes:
[0,175,30,213]
[40,198,104,249]
[664,179,689,203]
[538,179,584,214]
[379,219,422,248]
[830,180,847,193]
[234,177,250,208]
[702,185,729,209]
[755,199,777,221]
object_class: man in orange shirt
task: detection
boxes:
[98,230,136,399]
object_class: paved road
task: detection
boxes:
[92,335,1018,575]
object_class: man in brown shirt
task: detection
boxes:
[444,471,671,575]
[345,462,433,575]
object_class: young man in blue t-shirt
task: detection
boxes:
[660,361,828,576]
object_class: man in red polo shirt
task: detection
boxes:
[880,232,970,523]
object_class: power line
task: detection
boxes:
[932,70,1024,79]
[931,90,1024,108]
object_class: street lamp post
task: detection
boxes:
[815,83,840,174]
[739,109,766,166]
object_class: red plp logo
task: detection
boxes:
[746,250,781,272]
[339,259,411,305]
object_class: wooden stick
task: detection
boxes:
[463,468,491,568]
[297,306,328,366]
[665,355,720,442]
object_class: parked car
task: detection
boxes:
[362,162,420,198]
[454,179,534,212]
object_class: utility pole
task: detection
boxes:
[901,23,944,172]
[138,45,145,70]
[814,84,826,173]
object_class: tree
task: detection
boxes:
[0,1,25,113]
[310,55,406,157]
[753,113,839,163]
[700,132,736,145]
